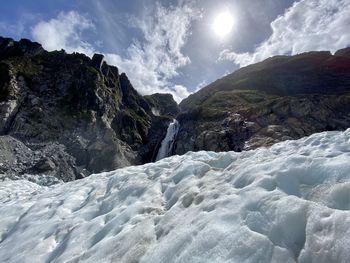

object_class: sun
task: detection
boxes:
[212,11,234,37]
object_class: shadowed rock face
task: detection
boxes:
[0,37,177,181]
[175,49,350,154]
[144,93,180,118]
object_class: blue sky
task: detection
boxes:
[1,0,350,102]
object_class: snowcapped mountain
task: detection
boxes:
[1,129,350,262]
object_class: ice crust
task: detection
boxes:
[1,129,350,262]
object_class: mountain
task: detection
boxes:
[175,49,350,154]
[2,37,350,181]
[0,37,177,181]
[1,129,350,262]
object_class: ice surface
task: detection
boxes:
[0,174,63,186]
[1,129,350,263]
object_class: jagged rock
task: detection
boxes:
[0,37,178,181]
[0,37,44,59]
[33,158,56,172]
[90,53,104,70]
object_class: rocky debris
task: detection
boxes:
[0,135,79,181]
[33,158,56,172]
[175,48,350,154]
[0,136,31,174]
[0,36,178,181]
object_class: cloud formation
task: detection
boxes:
[32,11,95,56]
[30,5,198,103]
[219,0,350,67]
[0,21,25,38]
[105,3,200,102]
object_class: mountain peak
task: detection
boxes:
[0,36,44,59]
[0,36,177,181]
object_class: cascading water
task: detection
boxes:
[156,119,180,161]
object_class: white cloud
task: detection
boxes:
[105,3,200,103]
[171,85,192,103]
[194,80,208,92]
[219,0,350,67]
[0,21,25,37]
[30,5,199,103]
[0,12,38,38]
[31,11,95,56]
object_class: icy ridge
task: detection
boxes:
[0,129,350,262]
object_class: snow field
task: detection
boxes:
[0,129,350,262]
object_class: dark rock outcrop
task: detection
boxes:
[0,36,177,181]
[175,48,350,154]
[144,93,180,117]
[0,37,44,60]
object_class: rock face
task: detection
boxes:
[0,37,177,181]
[175,49,350,154]
[2,37,350,180]
[144,93,180,117]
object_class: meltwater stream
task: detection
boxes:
[156,119,180,161]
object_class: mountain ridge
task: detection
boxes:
[1,36,350,181]
[180,48,350,111]
[0,36,177,181]
[174,47,350,154]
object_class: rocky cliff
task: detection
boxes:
[175,49,350,154]
[0,37,177,181]
[2,37,350,180]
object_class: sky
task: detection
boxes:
[1,0,350,102]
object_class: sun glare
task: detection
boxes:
[212,11,234,37]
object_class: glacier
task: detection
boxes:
[1,129,350,263]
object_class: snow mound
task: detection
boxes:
[1,130,350,263]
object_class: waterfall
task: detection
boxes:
[156,119,179,161]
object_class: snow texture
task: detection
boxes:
[1,129,350,263]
